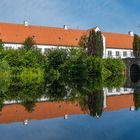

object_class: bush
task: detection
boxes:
[45,48,88,77]
[0,60,11,76]
[86,57,103,76]
[0,46,126,84]
[1,49,45,74]
[64,48,87,77]
[46,68,60,81]
[104,75,125,88]
[19,67,44,81]
[46,49,68,70]
[103,58,126,76]
[0,60,10,72]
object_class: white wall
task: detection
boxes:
[103,87,134,108]
[105,48,134,58]
[4,43,21,49]
[102,33,134,58]
[37,45,73,53]
[103,87,134,96]
[4,43,134,59]
[102,35,106,58]
[4,43,73,53]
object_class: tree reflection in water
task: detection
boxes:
[45,77,68,101]
[79,90,104,118]
[0,74,125,117]
[129,71,140,111]
[0,76,45,112]
[133,89,140,110]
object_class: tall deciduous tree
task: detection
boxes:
[22,36,36,51]
[133,34,140,58]
[87,30,103,58]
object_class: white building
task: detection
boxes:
[103,31,134,58]
[103,87,134,108]
[0,21,134,58]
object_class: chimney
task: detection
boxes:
[24,21,29,26]
[64,114,68,120]
[128,31,134,36]
[63,25,68,30]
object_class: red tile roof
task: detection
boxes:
[103,32,134,49]
[0,22,134,49]
[104,94,134,112]
[0,22,87,47]
[0,101,85,124]
[0,94,134,124]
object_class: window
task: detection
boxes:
[116,88,120,92]
[131,52,133,57]
[37,48,42,52]
[123,51,127,57]
[45,48,52,54]
[108,51,112,57]
[116,51,120,57]
[5,46,12,50]
[108,89,113,93]
[124,88,128,92]
[45,48,48,53]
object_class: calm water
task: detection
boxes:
[0,76,140,140]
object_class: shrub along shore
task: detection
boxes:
[0,48,126,80]
[0,47,126,113]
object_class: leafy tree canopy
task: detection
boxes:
[22,36,36,51]
[0,39,4,50]
[133,34,140,58]
[79,30,103,58]
[87,30,103,57]
[78,34,88,49]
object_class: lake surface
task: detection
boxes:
[0,76,140,140]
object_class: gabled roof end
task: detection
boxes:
[95,26,100,32]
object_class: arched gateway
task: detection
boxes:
[123,58,140,83]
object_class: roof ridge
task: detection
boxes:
[0,22,87,31]
[103,31,131,36]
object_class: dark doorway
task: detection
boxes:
[130,64,140,83]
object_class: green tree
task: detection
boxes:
[45,77,67,101]
[64,48,87,77]
[133,34,140,58]
[103,58,125,76]
[133,89,140,110]
[22,36,36,51]
[79,89,104,118]
[0,39,4,50]
[46,49,68,70]
[87,30,103,58]
[22,100,36,112]
[86,56,103,76]
[78,34,88,49]
[3,49,45,74]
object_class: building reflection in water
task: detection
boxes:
[103,87,134,109]
[0,87,138,124]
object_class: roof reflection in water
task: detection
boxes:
[0,93,134,124]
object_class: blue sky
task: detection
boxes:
[0,0,140,33]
